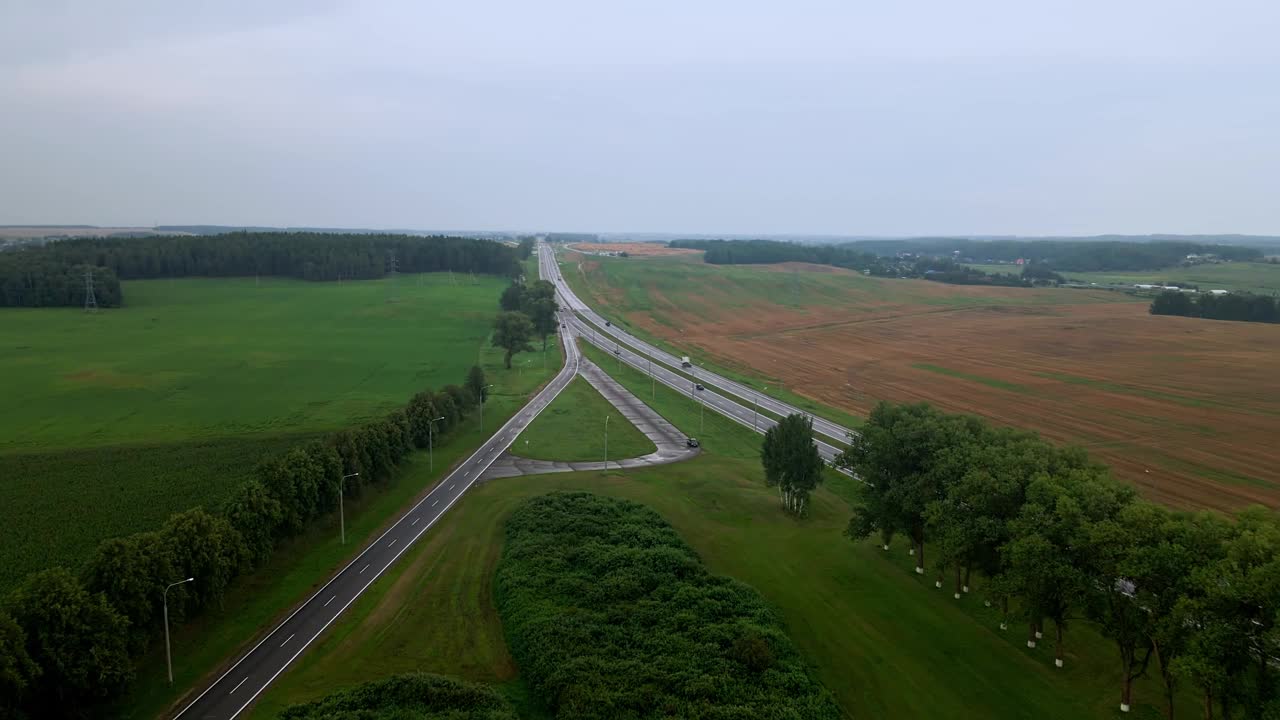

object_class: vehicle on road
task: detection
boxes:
[686,437,700,448]
[613,348,621,355]
[605,320,611,326]
[695,384,704,391]
[681,356,692,368]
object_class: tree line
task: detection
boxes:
[1150,290,1279,324]
[670,238,897,275]
[832,401,1280,718]
[493,278,559,367]
[0,232,521,308]
[0,366,493,719]
[279,672,517,719]
[494,492,842,719]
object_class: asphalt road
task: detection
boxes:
[172,322,581,719]
[538,244,857,446]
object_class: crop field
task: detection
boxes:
[251,343,1196,720]
[511,375,655,462]
[568,241,701,257]
[564,253,1280,511]
[965,261,1280,295]
[0,273,509,591]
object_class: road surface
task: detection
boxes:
[538,243,856,446]
[172,322,582,719]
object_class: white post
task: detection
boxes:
[163,577,195,685]
[604,415,609,473]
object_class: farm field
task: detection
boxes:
[0,273,509,591]
[563,252,1280,511]
[965,261,1280,295]
[568,241,702,257]
[511,375,655,462]
[251,339,1194,720]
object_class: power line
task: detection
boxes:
[84,267,97,312]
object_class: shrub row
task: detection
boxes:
[279,672,517,720]
[494,491,841,720]
[0,367,490,719]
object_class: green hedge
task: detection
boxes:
[279,672,517,720]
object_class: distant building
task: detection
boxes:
[1209,289,1230,295]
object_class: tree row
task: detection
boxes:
[0,366,493,719]
[0,232,521,307]
[835,402,1279,718]
[1150,290,1280,324]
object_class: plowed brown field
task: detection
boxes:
[569,242,702,257]
[569,255,1280,511]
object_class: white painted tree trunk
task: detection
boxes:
[1119,703,1130,713]
[1055,658,1063,668]
[953,592,961,599]
[1027,640,1037,648]
[935,580,943,588]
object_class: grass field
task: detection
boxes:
[251,337,1195,720]
[0,273,508,592]
[964,261,1280,294]
[111,337,562,720]
[564,252,1280,511]
[510,375,655,462]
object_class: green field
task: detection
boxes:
[111,336,562,720]
[0,273,509,591]
[511,375,654,462]
[965,261,1280,294]
[253,333,1195,720]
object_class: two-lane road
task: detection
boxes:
[173,321,581,719]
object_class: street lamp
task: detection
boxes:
[163,577,195,685]
[753,386,768,429]
[479,384,495,432]
[340,472,359,544]
[648,357,654,400]
[428,416,445,472]
[603,414,610,473]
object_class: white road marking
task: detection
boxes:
[449,484,455,490]
[359,563,369,574]
[388,538,398,548]
[323,596,335,607]
[411,517,419,526]
[280,633,295,647]
[431,499,438,507]
[230,677,248,694]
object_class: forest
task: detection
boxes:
[0,232,520,307]
[494,491,841,720]
[838,402,1280,719]
[279,673,517,719]
[1150,290,1279,323]
[670,238,895,274]
[0,366,493,719]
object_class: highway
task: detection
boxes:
[538,244,856,446]
[172,321,581,719]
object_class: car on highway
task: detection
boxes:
[686,437,700,448]
[613,348,621,355]
[695,384,704,391]
[605,320,611,326]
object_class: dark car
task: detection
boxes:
[686,437,700,448]
[695,384,704,391]
[605,320,611,326]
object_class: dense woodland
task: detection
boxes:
[495,492,841,719]
[1150,290,1279,323]
[837,402,1280,718]
[0,367,493,719]
[0,232,520,308]
[671,237,1263,274]
[279,673,517,719]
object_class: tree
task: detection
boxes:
[5,568,133,716]
[499,282,525,312]
[528,297,559,350]
[0,610,38,713]
[761,414,824,516]
[492,311,535,369]
[466,366,487,404]
[837,402,983,575]
[160,508,247,616]
[80,531,177,651]
[1085,504,1155,713]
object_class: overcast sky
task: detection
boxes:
[2,0,1277,235]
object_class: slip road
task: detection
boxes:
[172,326,581,719]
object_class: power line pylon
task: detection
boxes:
[386,249,399,302]
[84,267,97,312]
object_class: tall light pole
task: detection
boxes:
[163,577,195,685]
[428,416,445,472]
[603,414,610,473]
[340,472,359,544]
[479,384,495,432]
[753,386,768,430]
[648,358,654,400]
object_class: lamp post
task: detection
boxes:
[428,416,445,472]
[480,384,495,432]
[753,386,768,430]
[648,357,654,400]
[604,414,610,473]
[340,472,359,544]
[163,577,195,685]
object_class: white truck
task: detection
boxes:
[680,356,692,368]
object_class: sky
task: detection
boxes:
[2,0,1278,236]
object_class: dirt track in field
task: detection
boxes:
[581,259,1280,511]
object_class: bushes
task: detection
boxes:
[0,365,489,718]
[495,492,841,720]
[279,672,517,720]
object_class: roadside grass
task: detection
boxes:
[109,339,561,720]
[0,273,508,592]
[253,335,1194,720]
[511,375,655,462]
